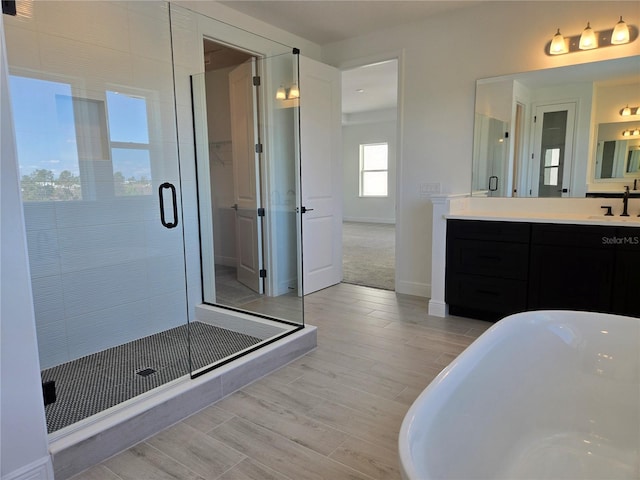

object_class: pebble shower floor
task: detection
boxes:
[42,322,262,432]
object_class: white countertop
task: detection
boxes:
[446,211,640,227]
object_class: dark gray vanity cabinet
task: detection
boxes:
[445,220,530,320]
[446,219,640,321]
[612,227,640,317]
[528,223,615,312]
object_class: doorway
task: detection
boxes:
[201,40,264,307]
[340,59,398,291]
[193,39,304,322]
[530,102,576,197]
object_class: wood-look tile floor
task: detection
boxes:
[71,283,491,480]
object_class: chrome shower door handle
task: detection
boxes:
[158,182,179,229]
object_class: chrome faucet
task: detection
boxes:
[621,185,630,217]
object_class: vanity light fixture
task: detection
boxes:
[547,16,636,55]
[550,29,568,55]
[612,16,630,44]
[623,129,640,137]
[620,105,640,116]
[275,83,300,100]
[288,83,300,99]
[579,22,597,50]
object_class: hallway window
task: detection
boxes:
[359,142,388,197]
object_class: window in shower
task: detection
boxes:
[10,76,79,202]
[106,91,152,196]
[11,79,153,201]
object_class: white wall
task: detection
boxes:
[1,15,53,480]
[322,1,640,297]
[342,118,396,223]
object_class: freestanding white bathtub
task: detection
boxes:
[399,310,639,479]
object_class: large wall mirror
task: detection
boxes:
[472,55,640,198]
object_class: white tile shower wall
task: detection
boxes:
[4,2,190,368]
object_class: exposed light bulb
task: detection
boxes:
[634,128,640,136]
[288,83,300,99]
[276,85,286,100]
[611,16,630,45]
[622,105,632,116]
[549,28,567,55]
[623,130,631,137]
[579,22,597,50]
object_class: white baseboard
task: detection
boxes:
[342,216,395,224]
[2,456,54,480]
[396,280,429,298]
[428,299,449,318]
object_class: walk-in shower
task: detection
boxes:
[5,1,304,439]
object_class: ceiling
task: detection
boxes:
[342,60,398,114]
[219,1,477,46]
[218,1,478,116]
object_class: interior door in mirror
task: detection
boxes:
[531,103,575,197]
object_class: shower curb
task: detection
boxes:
[49,325,317,479]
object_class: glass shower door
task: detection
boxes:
[4,1,190,433]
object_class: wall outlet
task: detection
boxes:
[419,182,441,197]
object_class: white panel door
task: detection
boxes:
[299,56,342,295]
[530,102,576,198]
[229,59,263,294]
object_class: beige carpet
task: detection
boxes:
[342,221,395,291]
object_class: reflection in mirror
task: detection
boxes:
[595,122,640,179]
[192,44,303,324]
[473,55,640,197]
[472,113,508,196]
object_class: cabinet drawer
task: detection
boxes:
[531,223,616,248]
[447,219,530,243]
[446,274,527,318]
[447,239,529,279]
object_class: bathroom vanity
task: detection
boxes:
[429,196,640,321]
[446,218,640,320]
